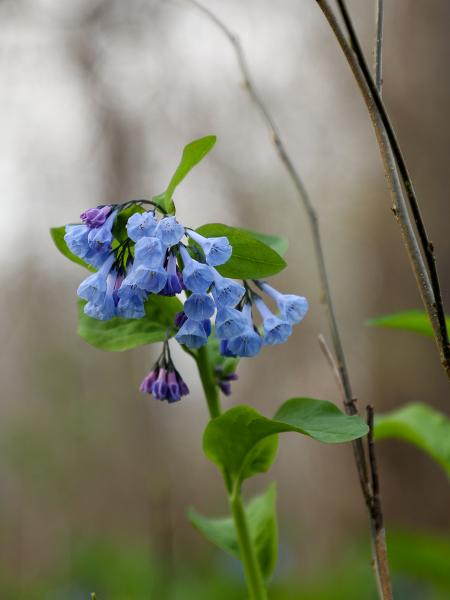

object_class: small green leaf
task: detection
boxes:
[195,223,287,279]
[77,295,183,352]
[375,403,450,477]
[238,228,289,257]
[163,135,217,213]
[204,399,368,484]
[50,227,94,271]
[189,484,278,580]
[366,310,450,337]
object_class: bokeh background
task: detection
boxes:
[1,0,449,598]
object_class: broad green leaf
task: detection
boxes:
[195,223,287,279]
[50,227,94,271]
[189,484,278,580]
[163,135,217,213]
[375,403,450,477]
[239,228,289,257]
[77,295,183,352]
[204,399,368,483]
[367,310,450,337]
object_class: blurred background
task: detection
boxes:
[0,0,449,598]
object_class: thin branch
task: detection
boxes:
[367,406,392,600]
[374,0,384,95]
[183,1,392,594]
[331,0,450,377]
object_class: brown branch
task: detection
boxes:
[367,406,392,600]
[331,0,450,377]
[183,2,392,595]
[373,0,384,95]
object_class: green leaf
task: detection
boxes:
[195,223,287,279]
[163,135,217,213]
[375,403,450,477]
[77,295,183,352]
[189,484,278,580]
[50,226,94,271]
[203,399,368,484]
[238,228,289,257]
[366,309,450,337]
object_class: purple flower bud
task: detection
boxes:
[219,381,232,396]
[151,368,168,400]
[80,206,112,228]
[167,370,181,402]
[174,311,188,328]
[140,368,159,393]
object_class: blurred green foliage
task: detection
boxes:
[1,529,449,600]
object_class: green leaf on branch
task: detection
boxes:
[50,227,94,271]
[189,484,278,580]
[366,310,450,338]
[238,228,289,257]
[203,399,368,484]
[195,223,287,279]
[77,295,183,352]
[375,403,450,477]
[162,135,217,213]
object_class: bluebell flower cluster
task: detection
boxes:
[65,201,308,401]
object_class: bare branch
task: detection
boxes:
[181,1,392,594]
[374,0,384,95]
[328,0,450,377]
[367,406,392,600]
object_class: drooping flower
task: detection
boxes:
[87,209,118,255]
[186,230,232,266]
[133,236,166,268]
[254,296,292,345]
[215,306,248,340]
[183,293,215,321]
[127,211,158,242]
[179,246,215,293]
[175,318,209,349]
[77,254,118,320]
[64,224,90,260]
[80,205,112,228]
[160,252,184,296]
[225,303,262,357]
[155,216,185,246]
[211,270,245,308]
[257,282,308,325]
[116,281,147,319]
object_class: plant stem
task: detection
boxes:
[230,485,268,600]
[196,346,221,419]
[195,346,267,599]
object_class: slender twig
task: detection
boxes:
[183,0,392,595]
[374,0,384,95]
[329,0,450,377]
[367,406,392,600]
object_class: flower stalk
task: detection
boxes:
[195,346,267,600]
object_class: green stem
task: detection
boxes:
[195,346,267,600]
[230,485,268,600]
